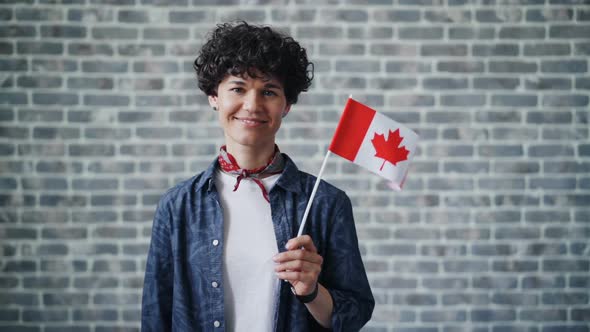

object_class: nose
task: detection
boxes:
[242,91,261,113]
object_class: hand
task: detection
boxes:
[273,235,323,297]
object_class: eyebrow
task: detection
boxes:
[264,82,283,90]
[228,80,283,90]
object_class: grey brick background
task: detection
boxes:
[1,0,589,331]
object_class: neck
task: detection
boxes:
[225,143,276,170]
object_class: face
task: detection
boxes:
[208,72,291,151]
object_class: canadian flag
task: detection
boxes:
[329,98,419,191]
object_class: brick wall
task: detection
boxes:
[1,0,589,331]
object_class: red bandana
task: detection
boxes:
[217,145,284,203]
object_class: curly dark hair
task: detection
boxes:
[194,21,313,105]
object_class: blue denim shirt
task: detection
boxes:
[141,154,374,332]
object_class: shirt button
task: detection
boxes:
[213,320,220,328]
[212,281,219,288]
[212,239,219,246]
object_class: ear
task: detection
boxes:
[282,104,292,118]
[208,95,218,109]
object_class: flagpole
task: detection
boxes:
[297,150,332,237]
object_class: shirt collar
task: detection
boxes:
[194,158,219,193]
[273,154,301,194]
[195,153,303,194]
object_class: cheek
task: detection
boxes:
[273,116,283,130]
[217,110,228,126]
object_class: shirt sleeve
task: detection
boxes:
[141,198,173,332]
[321,191,375,332]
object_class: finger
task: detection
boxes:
[285,235,317,252]
[275,270,316,283]
[273,250,323,265]
[274,250,323,264]
[274,260,321,273]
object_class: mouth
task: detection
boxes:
[233,116,268,126]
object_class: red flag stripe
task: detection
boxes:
[328,98,376,161]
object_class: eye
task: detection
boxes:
[263,90,277,97]
[230,87,244,93]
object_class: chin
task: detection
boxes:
[232,136,273,148]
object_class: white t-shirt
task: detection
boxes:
[214,170,281,332]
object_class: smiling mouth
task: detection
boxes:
[233,117,268,125]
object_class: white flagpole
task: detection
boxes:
[296,150,332,237]
[297,94,352,237]
[296,96,351,237]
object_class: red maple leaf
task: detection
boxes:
[371,129,409,171]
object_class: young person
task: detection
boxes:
[141,21,374,332]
